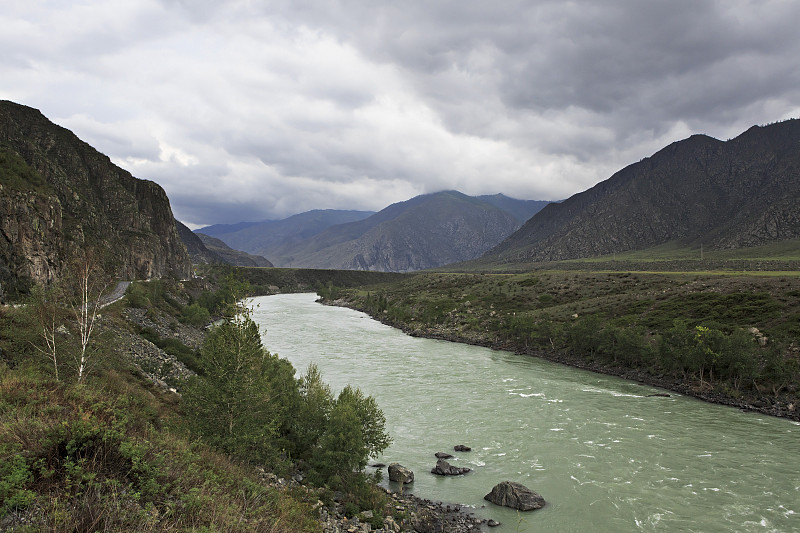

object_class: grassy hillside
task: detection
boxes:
[323,266,800,420]
[0,286,321,531]
[451,238,800,273]
[0,272,415,532]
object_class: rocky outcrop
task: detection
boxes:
[483,481,545,511]
[454,444,472,452]
[387,463,414,484]
[431,459,471,476]
[0,100,191,295]
[0,185,63,296]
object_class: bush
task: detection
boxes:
[182,303,210,327]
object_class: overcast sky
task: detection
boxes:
[3,1,799,228]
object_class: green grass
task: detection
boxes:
[0,145,54,195]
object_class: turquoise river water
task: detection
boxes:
[249,293,799,532]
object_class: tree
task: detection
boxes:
[310,384,391,486]
[68,254,106,383]
[28,284,65,380]
[181,309,300,465]
[293,363,334,460]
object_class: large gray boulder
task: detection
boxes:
[484,481,545,511]
[388,463,414,484]
[431,459,471,476]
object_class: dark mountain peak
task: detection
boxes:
[486,119,800,264]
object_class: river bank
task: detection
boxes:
[323,297,799,422]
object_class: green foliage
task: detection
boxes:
[0,450,36,515]
[181,302,211,327]
[0,368,319,531]
[181,315,298,465]
[0,144,53,194]
[293,364,334,460]
[138,328,204,375]
[644,292,782,330]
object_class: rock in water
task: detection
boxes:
[454,444,472,452]
[435,452,454,459]
[388,463,414,484]
[431,459,471,476]
[484,481,545,511]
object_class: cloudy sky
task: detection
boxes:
[3,1,799,228]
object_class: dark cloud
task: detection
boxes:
[2,0,798,226]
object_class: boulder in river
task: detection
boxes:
[454,444,472,452]
[431,459,471,476]
[435,452,454,459]
[388,463,414,484]
[484,481,545,511]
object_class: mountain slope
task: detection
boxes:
[196,233,273,267]
[487,119,800,264]
[198,209,374,257]
[476,194,551,223]
[175,220,273,267]
[269,191,524,271]
[0,101,191,297]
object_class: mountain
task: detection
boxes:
[197,209,374,258]
[175,220,273,267]
[486,119,800,264]
[195,233,273,267]
[0,101,191,299]
[266,191,528,271]
[476,194,551,223]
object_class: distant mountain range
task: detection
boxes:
[198,209,375,258]
[485,119,800,264]
[201,192,549,271]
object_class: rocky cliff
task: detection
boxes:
[487,119,800,263]
[0,101,191,298]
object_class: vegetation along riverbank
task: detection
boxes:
[1,268,486,532]
[319,266,800,421]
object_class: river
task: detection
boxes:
[249,293,799,532]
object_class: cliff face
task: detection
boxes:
[488,119,800,263]
[0,101,191,297]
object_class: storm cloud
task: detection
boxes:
[3,0,799,226]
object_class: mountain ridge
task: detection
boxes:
[268,191,540,271]
[486,119,800,264]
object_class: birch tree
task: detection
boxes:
[69,254,105,383]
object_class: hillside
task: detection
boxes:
[0,101,191,299]
[175,220,273,267]
[198,209,375,257]
[486,119,800,264]
[266,191,528,271]
[476,194,551,223]
[196,233,273,267]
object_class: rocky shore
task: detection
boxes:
[254,469,485,533]
[324,298,800,422]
